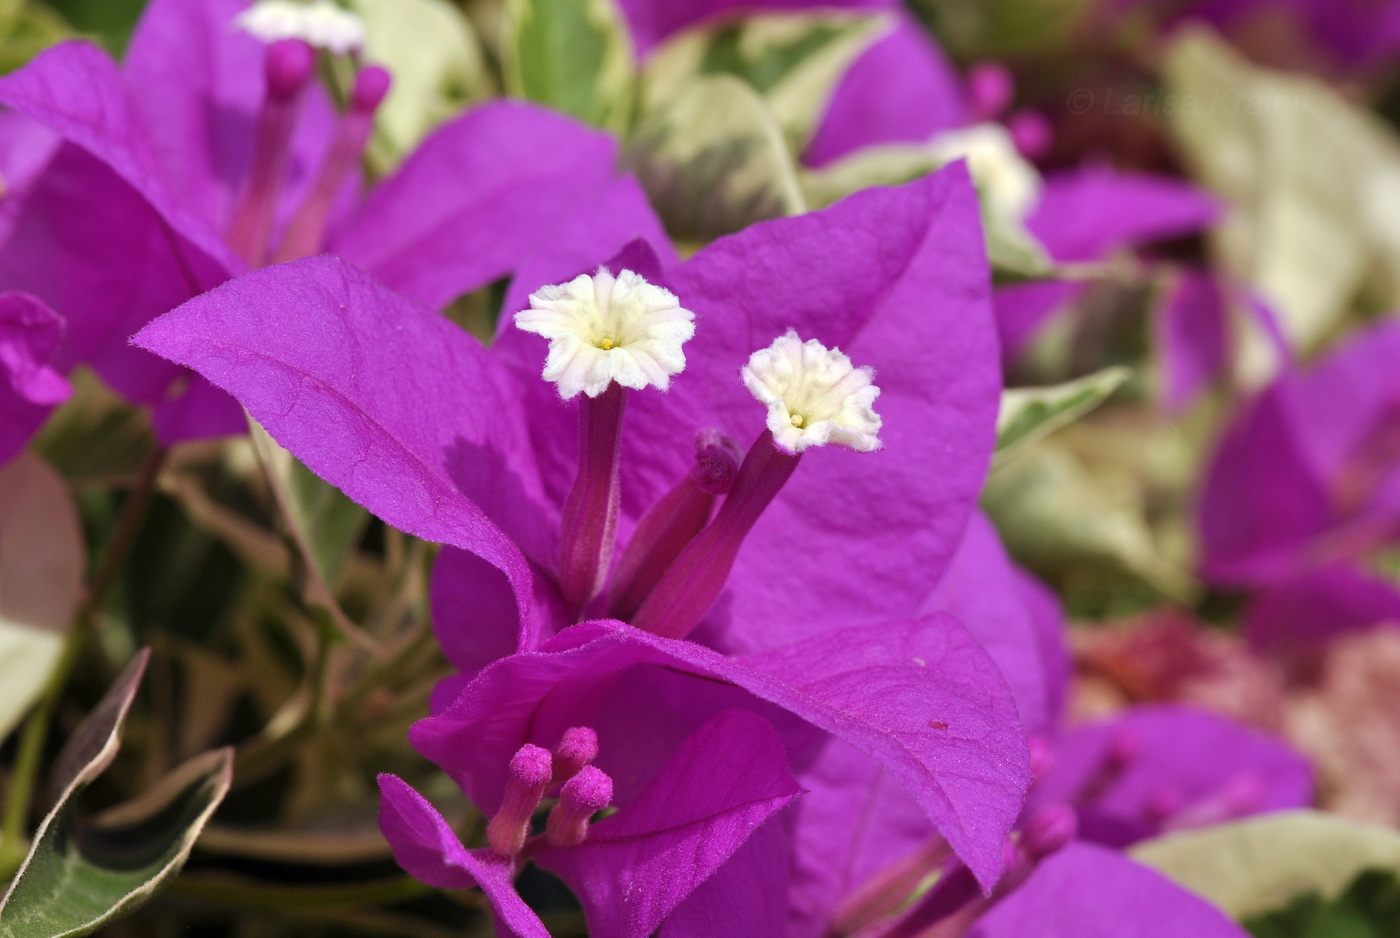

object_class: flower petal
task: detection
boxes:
[331,101,622,311]
[376,774,549,938]
[969,842,1250,938]
[0,41,241,276]
[0,293,69,464]
[1029,705,1312,849]
[805,13,967,167]
[535,710,801,938]
[133,255,548,624]
[415,611,1029,891]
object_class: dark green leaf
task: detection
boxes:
[0,649,234,938]
[501,0,635,132]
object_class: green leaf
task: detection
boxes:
[908,0,1091,58]
[624,72,805,243]
[0,1,71,73]
[643,12,888,152]
[1245,869,1400,938]
[1132,810,1400,922]
[0,650,234,938]
[501,0,636,133]
[246,420,370,646]
[982,437,1196,612]
[33,370,154,486]
[1164,28,1400,379]
[0,454,83,744]
[353,0,492,160]
[996,366,1130,461]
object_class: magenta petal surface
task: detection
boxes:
[786,738,932,938]
[968,842,1249,938]
[132,255,546,622]
[1029,705,1312,848]
[921,512,1062,735]
[599,166,999,652]
[1156,267,1227,412]
[535,709,801,938]
[0,145,207,401]
[618,0,894,56]
[1198,375,1335,585]
[1244,564,1400,653]
[430,547,561,681]
[0,41,241,276]
[659,820,790,938]
[376,774,549,938]
[1027,166,1219,263]
[416,612,1028,891]
[331,101,622,311]
[805,13,967,167]
[0,292,70,464]
[121,0,266,229]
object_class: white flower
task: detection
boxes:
[742,331,882,453]
[514,268,696,399]
[236,0,366,55]
[927,123,1041,221]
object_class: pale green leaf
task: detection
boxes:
[1132,810,1400,922]
[799,143,941,209]
[643,12,888,152]
[501,0,636,132]
[996,366,1130,461]
[353,0,492,160]
[983,438,1196,610]
[0,454,82,744]
[624,72,804,243]
[1164,28,1400,381]
[0,1,70,74]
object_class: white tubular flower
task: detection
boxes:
[514,268,696,400]
[742,331,882,453]
[927,123,1041,221]
[236,0,366,54]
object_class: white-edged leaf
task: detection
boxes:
[1131,810,1400,921]
[624,72,805,243]
[0,649,234,937]
[983,437,1196,606]
[996,366,1130,461]
[0,453,82,744]
[1165,28,1400,381]
[501,0,636,132]
[643,11,889,152]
